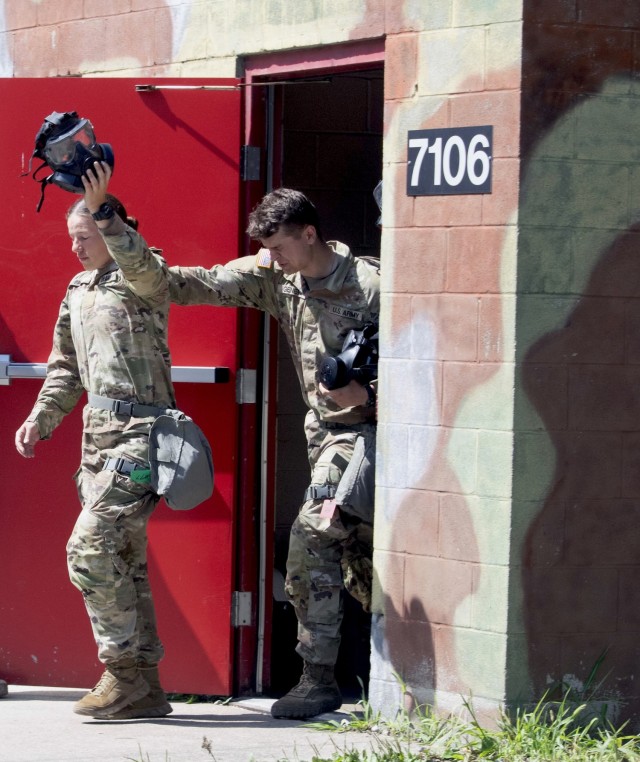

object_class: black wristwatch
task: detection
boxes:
[91,202,115,221]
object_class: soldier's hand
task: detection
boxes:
[15,421,40,458]
[81,160,112,215]
[320,379,368,409]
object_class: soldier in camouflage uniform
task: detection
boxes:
[113,187,380,719]
[14,163,174,720]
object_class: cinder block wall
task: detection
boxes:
[370,2,523,723]
[511,0,640,723]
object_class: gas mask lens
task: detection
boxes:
[43,120,96,167]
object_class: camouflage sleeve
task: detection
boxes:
[361,259,381,396]
[168,258,278,316]
[99,217,168,303]
[26,296,84,440]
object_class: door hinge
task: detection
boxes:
[236,368,257,404]
[241,145,261,181]
[231,591,252,627]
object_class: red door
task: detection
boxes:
[0,78,244,694]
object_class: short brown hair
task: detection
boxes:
[246,188,323,241]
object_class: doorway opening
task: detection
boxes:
[243,42,384,700]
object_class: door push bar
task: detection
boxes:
[0,355,230,386]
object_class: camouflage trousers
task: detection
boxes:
[66,407,164,667]
[284,411,376,668]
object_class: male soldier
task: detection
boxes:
[174,188,379,719]
[109,187,379,720]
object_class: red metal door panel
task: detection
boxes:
[0,78,242,694]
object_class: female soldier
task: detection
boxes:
[14,162,173,720]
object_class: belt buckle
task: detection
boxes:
[113,400,134,416]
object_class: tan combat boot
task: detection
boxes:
[73,659,150,718]
[271,661,342,720]
[106,664,173,719]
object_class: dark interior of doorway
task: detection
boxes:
[270,66,383,700]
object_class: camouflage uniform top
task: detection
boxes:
[105,223,379,425]
[27,227,175,440]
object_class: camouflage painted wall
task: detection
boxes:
[4,0,640,726]
[373,0,522,724]
[514,0,640,724]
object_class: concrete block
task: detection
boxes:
[471,563,510,632]
[38,0,84,24]
[476,429,514,498]
[446,226,504,293]
[438,493,480,563]
[514,293,581,362]
[419,27,486,96]
[450,427,481,495]
[386,0,452,34]
[379,358,441,426]
[512,431,557,502]
[386,227,447,294]
[404,556,474,626]
[412,294,479,362]
[379,296,412,357]
[2,1,37,30]
[472,496,512,566]
[520,159,629,232]
[451,627,507,697]
[486,21,523,91]
[15,26,61,77]
[453,0,522,26]
[384,32,419,101]
[376,422,409,488]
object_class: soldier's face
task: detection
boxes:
[260,225,314,275]
[67,212,112,271]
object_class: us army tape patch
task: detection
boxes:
[330,305,364,321]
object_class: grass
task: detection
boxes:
[125,664,640,762]
[125,698,640,762]
[300,688,640,762]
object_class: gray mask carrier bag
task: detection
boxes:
[148,410,214,511]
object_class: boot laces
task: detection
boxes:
[91,671,117,697]
[297,672,317,691]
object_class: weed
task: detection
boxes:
[304,687,640,762]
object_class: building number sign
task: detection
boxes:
[407,126,493,196]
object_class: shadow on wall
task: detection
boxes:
[517,72,640,723]
[520,224,640,721]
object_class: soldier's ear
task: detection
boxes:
[303,224,317,244]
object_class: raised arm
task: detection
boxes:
[83,162,168,301]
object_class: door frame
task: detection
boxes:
[237,38,385,695]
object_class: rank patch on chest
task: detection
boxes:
[255,250,273,269]
[330,305,364,321]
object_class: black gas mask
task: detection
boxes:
[319,323,379,390]
[26,111,114,211]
